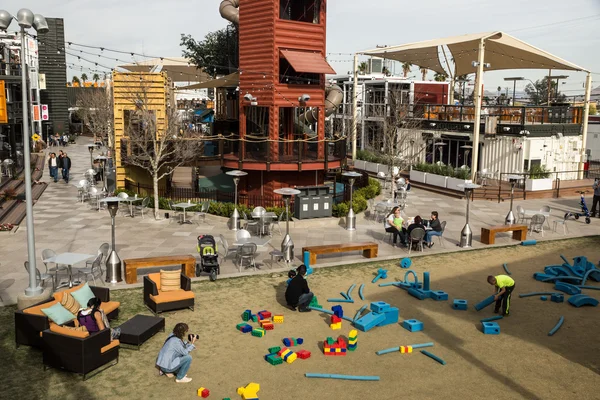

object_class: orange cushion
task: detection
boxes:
[49,322,90,338]
[100,301,120,316]
[53,283,85,303]
[101,339,120,354]
[148,273,161,291]
[150,289,194,304]
[23,300,59,316]
[160,270,180,292]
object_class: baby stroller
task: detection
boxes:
[196,235,220,281]
[565,191,591,225]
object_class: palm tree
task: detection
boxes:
[402,62,412,78]
[358,62,368,74]
[92,73,100,83]
[420,67,427,81]
[382,66,391,77]
[434,73,448,82]
[81,73,88,85]
[72,76,81,87]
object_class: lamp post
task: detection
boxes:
[460,145,472,167]
[226,170,247,231]
[503,77,525,105]
[435,142,447,164]
[274,188,301,263]
[457,182,481,248]
[0,9,48,297]
[100,197,123,283]
[342,171,362,231]
[505,175,522,225]
[95,155,108,193]
[87,144,95,169]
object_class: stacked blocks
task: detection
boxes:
[354,301,399,332]
[323,337,347,356]
[278,347,298,363]
[257,310,271,319]
[268,346,281,354]
[282,337,303,347]
[297,350,311,359]
[399,345,413,354]
[453,299,468,310]
[482,322,500,334]
[251,328,266,338]
[260,320,274,330]
[370,302,389,313]
[402,319,424,332]
[551,293,564,303]
[273,315,284,323]
[332,305,344,318]
[330,315,342,330]
[348,330,358,351]
[237,382,260,400]
[197,387,210,398]
[236,323,253,333]
[265,353,283,365]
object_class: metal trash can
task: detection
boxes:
[294,186,332,219]
[295,195,311,219]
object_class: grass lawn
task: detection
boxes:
[1,237,599,400]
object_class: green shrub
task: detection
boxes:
[528,165,551,179]
[453,167,471,180]
[332,177,379,217]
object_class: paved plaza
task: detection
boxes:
[1,139,599,305]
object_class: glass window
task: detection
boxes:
[280,0,321,24]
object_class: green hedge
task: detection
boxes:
[332,177,381,217]
[356,149,385,164]
[412,162,471,179]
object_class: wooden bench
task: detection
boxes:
[302,242,378,265]
[481,224,528,245]
[123,255,196,284]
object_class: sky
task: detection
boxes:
[2,0,600,95]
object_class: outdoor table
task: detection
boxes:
[233,236,272,248]
[43,253,95,289]
[524,209,551,227]
[173,202,195,224]
[251,212,277,236]
[121,197,143,217]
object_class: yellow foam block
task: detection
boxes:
[349,329,358,338]
[273,315,284,323]
[348,339,357,345]
[400,346,413,354]
[330,322,342,330]
[285,353,297,363]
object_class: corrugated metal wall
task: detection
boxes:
[38,18,69,135]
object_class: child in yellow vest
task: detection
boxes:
[487,275,515,316]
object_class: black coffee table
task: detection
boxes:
[118,314,165,350]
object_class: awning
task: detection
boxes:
[361,31,588,75]
[280,49,336,74]
[178,72,240,90]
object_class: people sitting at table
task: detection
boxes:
[407,215,426,250]
[384,206,406,247]
[424,211,443,248]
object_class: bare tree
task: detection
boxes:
[75,88,114,149]
[121,82,201,219]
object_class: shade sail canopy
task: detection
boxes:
[280,49,336,74]
[119,57,211,82]
[361,31,588,76]
[178,72,240,90]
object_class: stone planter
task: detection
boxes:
[447,177,472,191]
[410,170,427,184]
[354,160,366,171]
[365,161,379,174]
[525,178,553,191]
[426,173,448,188]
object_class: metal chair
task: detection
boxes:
[24,261,54,290]
[117,192,129,216]
[236,243,257,272]
[540,205,551,228]
[77,180,89,203]
[553,215,569,235]
[85,243,110,274]
[219,234,238,260]
[516,205,531,224]
[75,253,104,286]
[374,204,388,223]
[408,227,426,254]
[270,211,285,236]
[135,197,150,219]
[168,200,181,223]
[41,249,67,290]
[529,214,545,237]
[436,221,447,248]
[236,229,252,241]
[195,201,209,224]
[88,187,102,211]
[241,211,259,235]
[252,206,266,215]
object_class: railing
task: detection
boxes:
[0,62,23,77]
[120,137,223,165]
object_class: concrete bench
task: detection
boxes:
[123,255,196,284]
[302,242,378,265]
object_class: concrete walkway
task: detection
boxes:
[1,139,599,306]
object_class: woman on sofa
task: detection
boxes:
[77,297,120,339]
[156,322,197,383]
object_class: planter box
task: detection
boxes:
[365,161,379,174]
[410,170,427,184]
[427,173,448,188]
[377,164,391,176]
[354,160,366,171]
[525,178,553,191]
[447,177,472,191]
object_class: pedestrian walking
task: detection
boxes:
[591,178,600,218]
[62,152,71,183]
[48,152,58,182]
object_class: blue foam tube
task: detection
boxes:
[359,284,365,300]
[379,281,406,287]
[354,305,368,321]
[340,292,349,299]
[376,347,400,355]
[480,316,503,323]
[376,342,433,355]
[347,284,356,300]
[579,285,600,290]
[519,292,561,298]
[474,295,496,311]
[372,274,383,284]
[421,350,446,365]
[327,298,354,303]
[542,276,583,282]
[502,263,511,275]
[404,270,418,285]
[303,251,310,267]
[548,316,564,336]
[305,373,380,381]
[308,306,334,315]
[581,268,600,286]
[411,342,434,349]
[423,272,430,291]
[560,254,570,265]
[341,315,355,323]
[521,240,537,246]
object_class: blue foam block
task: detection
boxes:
[521,240,537,246]
[453,299,468,310]
[554,282,582,295]
[423,272,431,292]
[482,322,500,334]
[474,295,496,311]
[402,319,423,332]
[430,290,448,301]
[354,312,386,332]
[408,287,428,300]
[551,293,564,303]
[568,294,599,308]
[540,296,548,301]
[370,301,390,313]
[332,305,343,318]
[303,251,310,267]
[376,306,399,327]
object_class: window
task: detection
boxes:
[279,57,320,86]
[280,0,321,23]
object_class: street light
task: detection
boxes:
[342,171,362,231]
[226,170,247,231]
[460,145,472,167]
[99,197,123,283]
[457,182,481,248]
[95,155,109,193]
[503,77,525,105]
[87,144,95,169]
[505,175,522,225]
[545,75,569,102]
[274,188,301,263]
[0,9,49,297]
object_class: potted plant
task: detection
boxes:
[447,166,472,191]
[410,162,429,184]
[525,165,552,191]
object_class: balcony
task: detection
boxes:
[412,104,584,137]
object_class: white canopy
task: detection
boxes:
[178,72,240,90]
[119,57,210,83]
[361,31,588,76]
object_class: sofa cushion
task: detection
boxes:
[148,273,161,291]
[41,303,76,325]
[150,289,194,304]
[100,301,120,316]
[101,339,120,354]
[24,300,58,316]
[49,323,90,338]
[160,270,180,292]
[53,283,85,303]
[59,291,81,315]
[71,283,96,307]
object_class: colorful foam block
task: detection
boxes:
[326,337,335,345]
[376,306,399,327]
[354,312,386,332]
[268,346,281,354]
[262,322,274,330]
[265,354,282,365]
[283,337,303,347]
[251,328,266,337]
[251,314,258,322]
[273,315,284,323]
[242,310,252,321]
[237,323,253,333]
[332,305,343,318]
[400,345,413,354]
[197,387,210,398]
[453,299,468,310]
[331,315,342,324]
[482,321,500,335]
[285,352,298,363]
[258,310,272,319]
[237,382,260,400]
[370,301,390,313]
[330,322,342,330]
[402,319,423,332]
[309,296,320,308]
[297,349,311,359]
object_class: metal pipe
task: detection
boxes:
[219,0,239,25]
